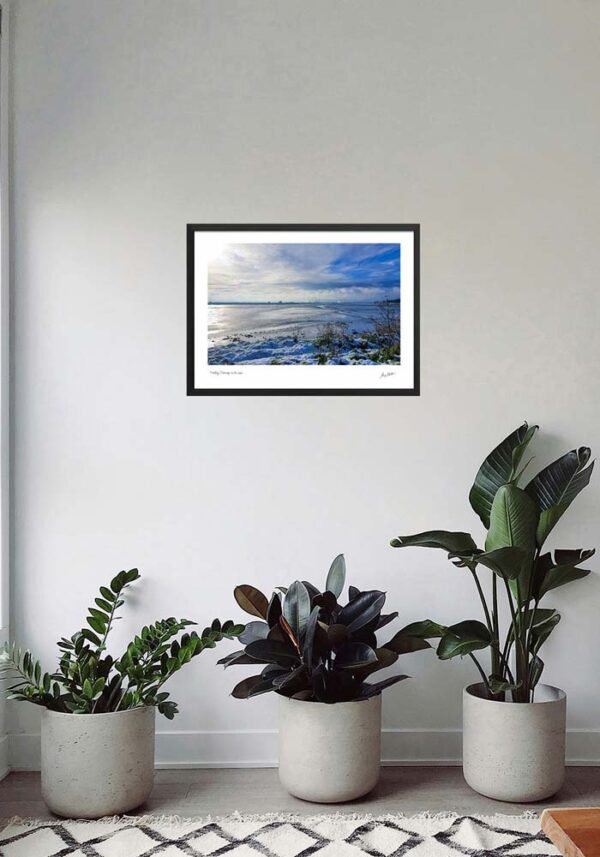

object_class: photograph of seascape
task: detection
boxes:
[206,243,401,366]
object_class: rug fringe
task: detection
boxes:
[2,809,541,830]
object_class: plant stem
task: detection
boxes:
[469,567,493,633]
[491,574,500,677]
[468,652,489,691]
[501,574,527,701]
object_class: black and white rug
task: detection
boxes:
[0,812,559,856]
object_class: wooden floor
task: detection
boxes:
[0,767,598,822]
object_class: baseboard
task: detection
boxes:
[8,728,600,770]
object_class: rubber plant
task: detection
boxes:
[0,569,244,718]
[390,423,594,702]
[220,554,430,702]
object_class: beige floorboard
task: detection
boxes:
[0,768,596,823]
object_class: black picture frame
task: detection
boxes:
[187,224,420,396]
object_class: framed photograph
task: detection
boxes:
[187,224,419,396]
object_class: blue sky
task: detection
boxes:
[208,243,401,303]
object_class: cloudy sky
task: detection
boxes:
[207,243,400,303]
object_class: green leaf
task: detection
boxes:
[100,586,116,602]
[325,554,346,598]
[485,484,538,553]
[283,581,311,637]
[529,655,544,690]
[87,616,106,635]
[488,677,522,696]
[538,550,594,598]
[526,447,593,511]
[535,505,564,547]
[467,546,531,600]
[394,619,446,639]
[110,572,126,594]
[234,585,269,620]
[436,621,491,660]
[530,611,561,654]
[529,449,594,546]
[390,531,477,555]
[469,423,538,528]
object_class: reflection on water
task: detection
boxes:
[208,302,386,344]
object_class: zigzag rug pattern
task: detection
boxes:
[0,812,560,857]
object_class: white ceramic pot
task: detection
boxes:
[41,706,155,818]
[463,682,566,802]
[278,694,381,802]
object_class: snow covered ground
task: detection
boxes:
[207,332,389,365]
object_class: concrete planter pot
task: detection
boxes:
[278,694,381,803]
[463,682,566,802]
[41,706,155,818]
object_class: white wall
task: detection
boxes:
[8,0,600,768]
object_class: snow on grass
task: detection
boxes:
[207,332,392,366]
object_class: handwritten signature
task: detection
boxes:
[380,371,396,379]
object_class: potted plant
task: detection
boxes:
[219,554,429,802]
[390,422,594,802]
[0,568,243,818]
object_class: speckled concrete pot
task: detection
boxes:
[278,694,381,802]
[41,706,155,818]
[463,682,566,802]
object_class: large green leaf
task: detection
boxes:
[469,423,538,528]
[538,549,594,598]
[526,447,593,510]
[535,504,568,547]
[436,620,491,660]
[466,546,528,581]
[390,531,477,555]
[283,581,311,637]
[527,448,594,546]
[485,484,538,553]
[325,554,346,598]
[394,619,447,639]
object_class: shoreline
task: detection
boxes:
[207,329,400,366]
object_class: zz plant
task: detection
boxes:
[391,423,594,702]
[0,568,243,718]
[220,554,430,702]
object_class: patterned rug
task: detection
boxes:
[0,812,559,857]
